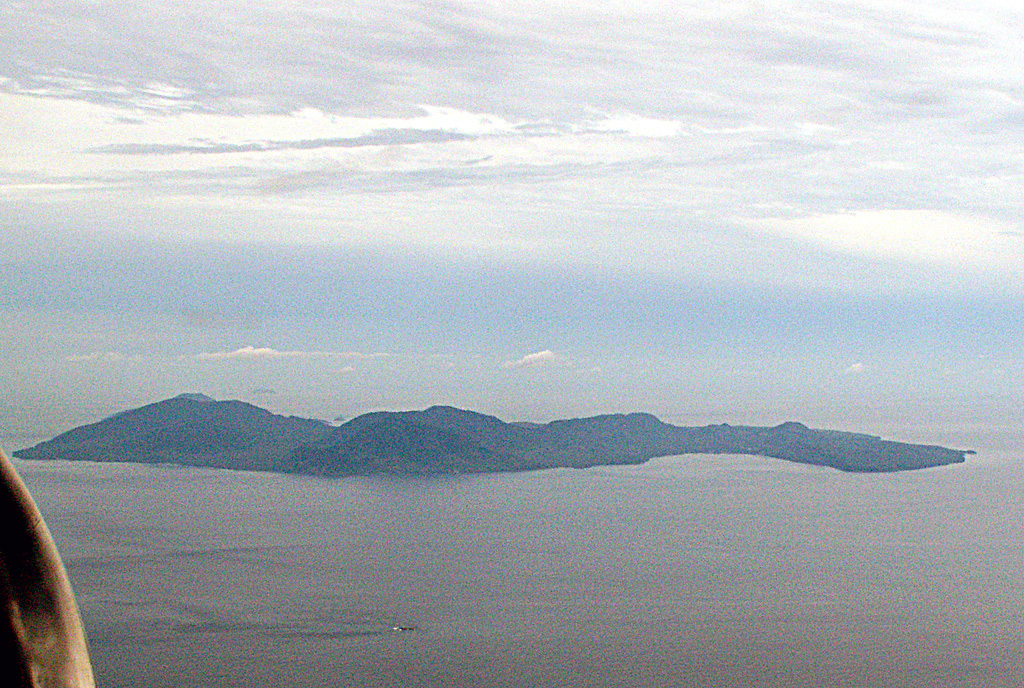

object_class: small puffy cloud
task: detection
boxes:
[501,350,561,369]
[843,362,866,375]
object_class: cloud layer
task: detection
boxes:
[3,0,1023,298]
[2,0,1024,429]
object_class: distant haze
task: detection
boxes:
[1,0,1023,438]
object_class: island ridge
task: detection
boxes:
[14,394,973,475]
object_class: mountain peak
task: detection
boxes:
[172,393,216,403]
[16,394,330,471]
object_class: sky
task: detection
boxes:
[2,0,1023,440]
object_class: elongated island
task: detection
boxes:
[14,394,972,474]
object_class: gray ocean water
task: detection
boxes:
[13,444,1024,688]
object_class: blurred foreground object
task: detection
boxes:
[0,448,94,687]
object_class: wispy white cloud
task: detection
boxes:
[0,90,694,204]
[501,350,562,369]
[194,346,306,361]
[63,351,127,363]
[191,346,386,362]
[584,114,686,138]
[760,210,1024,268]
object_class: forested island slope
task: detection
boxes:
[15,395,973,474]
[15,394,331,472]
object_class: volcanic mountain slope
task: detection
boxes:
[15,394,331,472]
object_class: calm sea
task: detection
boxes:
[14,441,1024,688]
